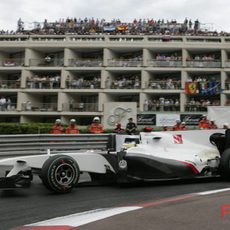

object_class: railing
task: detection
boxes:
[0,103,17,111]
[225,61,230,68]
[68,59,103,67]
[225,82,230,90]
[145,103,180,112]
[66,80,100,89]
[0,58,24,67]
[26,80,60,89]
[0,134,115,157]
[21,103,57,112]
[185,103,220,112]
[62,102,98,112]
[147,59,182,67]
[146,80,181,89]
[0,80,21,88]
[29,58,64,67]
[186,60,221,68]
[108,80,141,89]
[107,59,142,67]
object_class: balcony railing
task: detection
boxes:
[68,59,103,67]
[186,60,221,68]
[147,59,182,67]
[145,103,180,112]
[225,82,230,90]
[146,80,181,89]
[0,80,21,88]
[66,80,100,89]
[0,58,24,67]
[185,103,220,112]
[29,58,64,67]
[107,59,142,67]
[62,103,98,112]
[26,80,60,89]
[0,103,17,111]
[21,102,57,111]
[107,80,141,89]
[225,61,230,68]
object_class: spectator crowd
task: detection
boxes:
[0,17,229,36]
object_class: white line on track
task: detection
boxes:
[15,187,230,230]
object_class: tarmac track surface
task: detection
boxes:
[0,175,230,230]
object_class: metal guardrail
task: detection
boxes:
[0,134,116,157]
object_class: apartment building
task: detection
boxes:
[0,34,229,127]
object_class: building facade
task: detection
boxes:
[0,34,229,126]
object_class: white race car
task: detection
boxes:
[0,130,229,194]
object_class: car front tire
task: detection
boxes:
[41,155,80,193]
[219,148,230,179]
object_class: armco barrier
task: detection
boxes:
[0,134,116,157]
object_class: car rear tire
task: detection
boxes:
[41,155,80,193]
[219,148,230,179]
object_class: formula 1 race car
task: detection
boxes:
[0,129,230,194]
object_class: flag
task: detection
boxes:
[185,82,197,94]
[103,25,116,32]
[117,25,128,31]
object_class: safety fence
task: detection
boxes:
[0,134,116,157]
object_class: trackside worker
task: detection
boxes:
[172,119,183,131]
[208,119,218,129]
[50,119,64,134]
[89,117,104,134]
[113,123,125,134]
[181,121,189,130]
[199,115,210,129]
[65,119,79,134]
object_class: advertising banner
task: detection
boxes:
[208,106,230,128]
[137,114,156,125]
[180,114,202,126]
[156,113,180,127]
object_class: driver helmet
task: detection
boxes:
[70,119,76,123]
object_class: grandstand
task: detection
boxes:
[0,18,229,127]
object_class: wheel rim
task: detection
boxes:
[54,163,76,186]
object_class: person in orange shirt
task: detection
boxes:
[65,119,79,134]
[199,115,210,129]
[208,119,218,129]
[172,119,183,131]
[181,121,189,130]
[89,117,104,134]
[50,119,64,134]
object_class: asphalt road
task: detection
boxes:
[1,174,230,230]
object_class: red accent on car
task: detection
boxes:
[177,160,199,174]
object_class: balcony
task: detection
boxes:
[68,59,103,67]
[185,103,220,112]
[0,80,21,89]
[107,79,141,89]
[0,58,24,67]
[0,103,17,111]
[147,59,182,67]
[146,80,181,89]
[107,59,142,67]
[225,61,230,68]
[66,80,100,89]
[186,60,221,68]
[29,58,64,67]
[144,103,180,112]
[26,79,60,89]
[21,102,57,111]
[62,102,98,112]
